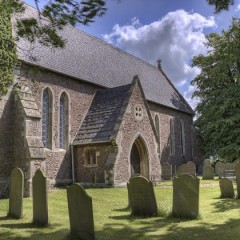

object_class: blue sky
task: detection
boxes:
[23,0,240,107]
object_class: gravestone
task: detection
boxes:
[226,163,235,171]
[203,159,211,167]
[8,168,24,219]
[32,169,48,226]
[215,162,225,178]
[234,160,240,166]
[127,175,158,216]
[177,161,196,177]
[67,183,95,240]
[203,165,214,180]
[219,178,234,198]
[235,162,240,198]
[172,174,199,218]
[161,163,172,180]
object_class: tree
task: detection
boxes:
[0,0,107,95]
[191,18,240,161]
[6,0,107,48]
[206,0,235,13]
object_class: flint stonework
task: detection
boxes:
[8,168,24,219]
[219,178,234,198]
[172,174,199,218]
[203,165,214,180]
[32,169,48,226]
[127,175,158,216]
[67,183,95,240]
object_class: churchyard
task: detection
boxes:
[0,176,240,240]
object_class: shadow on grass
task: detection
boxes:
[211,197,240,212]
[96,218,240,240]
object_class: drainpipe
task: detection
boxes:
[71,144,75,182]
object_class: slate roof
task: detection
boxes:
[73,84,132,145]
[15,4,194,115]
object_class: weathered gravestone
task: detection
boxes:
[172,174,199,218]
[161,163,172,180]
[127,175,158,216]
[203,159,212,167]
[8,168,24,219]
[215,162,225,178]
[219,178,234,198]
[67,183,95,240]
[203,165,214,180]
[177,161,196,177]
[235,162,240,198]
[32,169,48,226]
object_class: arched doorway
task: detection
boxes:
[130,136,149,179]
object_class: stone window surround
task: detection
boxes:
[84,147,99,167]
[41,87,53,150]
[134,104,143,120]
[170,118,175,156]
[179,119,186,156]
[58,91,70,150]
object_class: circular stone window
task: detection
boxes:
[134,104,143,120]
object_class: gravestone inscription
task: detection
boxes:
[127,175,158,216]
[8,168,24,219]
[32,169,48,226]
[172,174,199,218]
[67,183,95,240]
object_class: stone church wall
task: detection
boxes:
[74,144,115,185]
[16,63,102,184]
[149,102,202,175]
[114,81,161,186]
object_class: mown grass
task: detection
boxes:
[0,178,240,240]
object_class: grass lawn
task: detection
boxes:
[0,178,240,240]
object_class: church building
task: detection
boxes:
[0,5,202,196]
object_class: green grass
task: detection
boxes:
[1,179,240,240]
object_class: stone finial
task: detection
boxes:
[157,59,162,70]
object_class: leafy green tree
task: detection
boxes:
[207,0,234,13]
[0,0,107,95]
[191,18,240,161]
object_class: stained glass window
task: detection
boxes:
[155,115,160,138]
[180,120,185,155]
[59,93,68,149]
[170,118,175,155]
[42,89,51,148]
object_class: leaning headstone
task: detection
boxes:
[8,168,24,219]
[127,175,158,216]
[67,183,95,240]
[172,174,199,218]
[203,165,214,180]
[215,162,225,178]
[203,159,212,167]
[219,178,234,198]
[161,163,172,180]
[177,161,196,177]
[235,162,240,198]
[32,169,48,226]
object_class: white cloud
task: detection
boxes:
[103,10,216,106]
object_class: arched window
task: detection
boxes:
[155,114,160,138]
[180,120,185,155]
[59,92,69,149]
[170,118,175,155]
[42,88,53,149]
